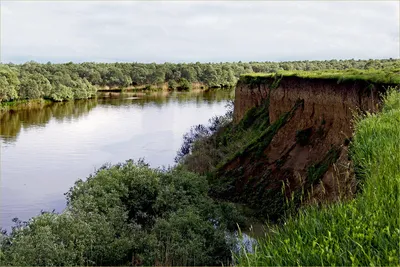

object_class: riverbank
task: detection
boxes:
[237,89,400,266]
[179,71,398,221]
[174,72,399,265]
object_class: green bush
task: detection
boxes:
[0,160,244,266]
[168,79,178,90]
[177,78,192,91]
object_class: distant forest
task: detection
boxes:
[0,59,399,102]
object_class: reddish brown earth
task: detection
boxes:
[219,77,390,217]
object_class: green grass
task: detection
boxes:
[237,89,400,266]
[240,68,400,85]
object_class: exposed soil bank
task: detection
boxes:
[215,76,396,220]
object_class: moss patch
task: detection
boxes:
[307,147,340,185]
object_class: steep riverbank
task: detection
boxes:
[180,71,398,221]
[224,74,395,209]
[237,88,400,266]
[178,71,399,265]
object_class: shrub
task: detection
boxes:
[177,78,192,91]
[0,160,244,266]
[175,101,234,170]
[168,79,178,90]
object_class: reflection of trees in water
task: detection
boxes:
[98,90,234,108]
[50,99,97,122]
[0,99,98,142]
[0,90,234,144]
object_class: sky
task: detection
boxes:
[0,1,399,63]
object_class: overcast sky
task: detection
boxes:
[1,1,399,63]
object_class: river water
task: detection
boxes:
[0,90,233,230]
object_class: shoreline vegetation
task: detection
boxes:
[1,59,398,108]
[0,63,399,266]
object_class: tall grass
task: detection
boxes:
[237,89,400,266]
[241,68,400,84]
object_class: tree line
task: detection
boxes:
[1,58,398,102]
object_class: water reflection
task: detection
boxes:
[1,90,233,230]
[0,100,98,143]
[98,90,233,107]
[0,90,233,143]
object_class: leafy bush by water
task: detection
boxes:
[0,160,244,266]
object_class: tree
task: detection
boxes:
[202,65,219,87]
[149,68,166,85]
[19,73,52,99]
[50,83,73,101]
[104,67,132,87]
[130,66,148,85]
[0,65,19,102]
[181,66,197,82]
[168,79,178,90]
[177,78,192,91]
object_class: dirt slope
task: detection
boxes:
[214,76,391,220]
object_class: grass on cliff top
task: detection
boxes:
[240,68,400,84]
[237,88,400,266]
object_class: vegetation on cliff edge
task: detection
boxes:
[240,68,400,85]
[237,89,400,266]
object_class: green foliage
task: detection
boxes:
[168,79,178,90]
[240,68,400,85]
[1,160,244,266]
[49,84,74,102]
[235,99,303,162]
[18,73,52,99]
[103,66,132,87]
[2,59,400,103]
[237,88,400,266]
[0,65,19,102]
[307,147,340,184]
[177,78,192,91]
[177,102,238,174]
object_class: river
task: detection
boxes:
[0,90,233,230]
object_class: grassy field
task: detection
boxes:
[237,88,400,266]
[240,68,400,84]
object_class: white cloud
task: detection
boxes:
[1,1,399,63]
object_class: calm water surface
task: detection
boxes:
[0,90,233,230]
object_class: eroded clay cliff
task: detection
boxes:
[214,76,393,220]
